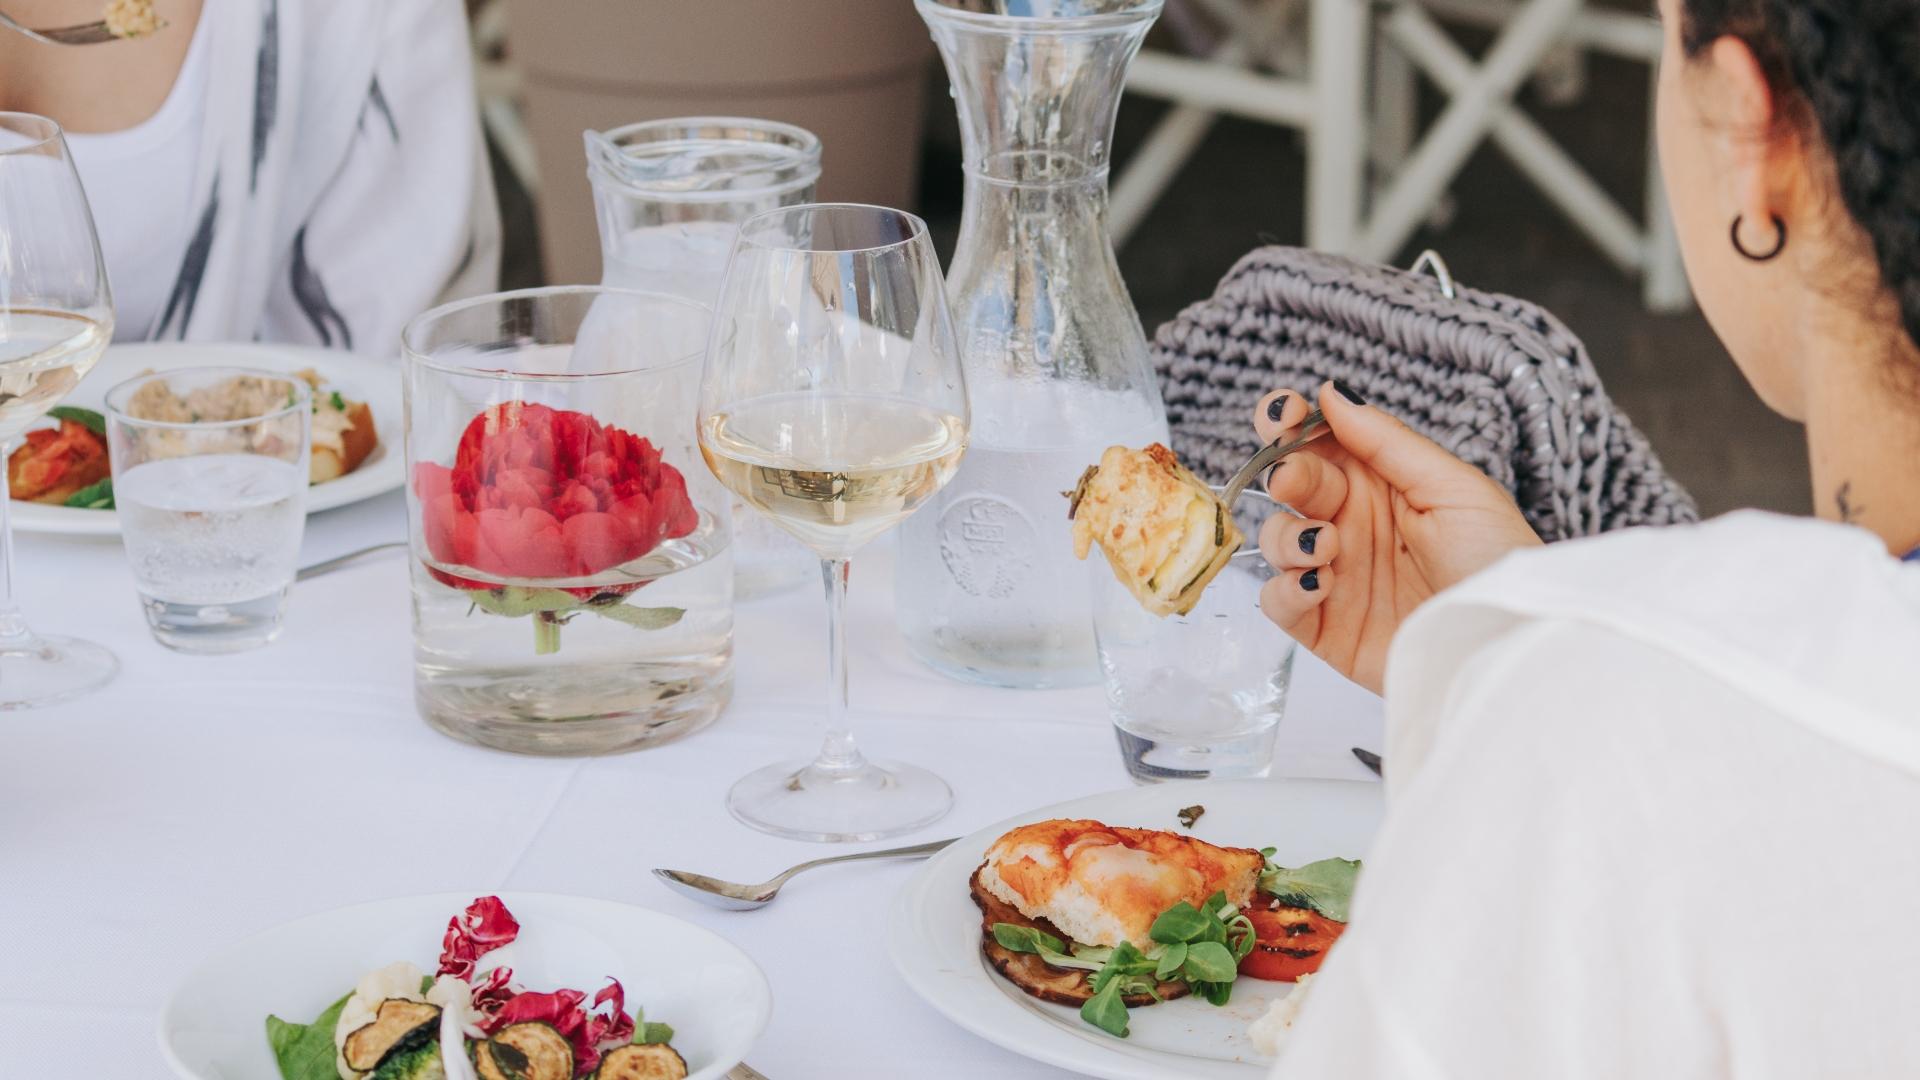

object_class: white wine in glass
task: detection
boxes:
[699,204,969,842]
[0,114,119,706]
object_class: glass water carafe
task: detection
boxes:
[896,0,1170,689]
[587,117,823,599]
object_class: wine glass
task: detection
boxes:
[699,204,969,842]
[0,113,118,707]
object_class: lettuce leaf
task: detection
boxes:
[47,405,106,438]
[62,478,112,510]
[1259,857,1362,922]
[265,992,350,1080]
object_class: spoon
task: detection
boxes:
[654,837,957,911]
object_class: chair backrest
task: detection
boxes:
[1151,246,1697,541]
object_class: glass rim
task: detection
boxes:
[401,285,716,382]
[1216,484,1278,562]
[104,365,313,431]
[586,116,823,203]
[0,111,63,155]
[734,202,931,256]
[914,0,1163,34]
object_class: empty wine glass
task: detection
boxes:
[699,204,969,841]
[0,113,117,707]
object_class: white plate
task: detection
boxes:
[14,342,403,536]
[158,891,772,1080]
[888,778,1382,1080]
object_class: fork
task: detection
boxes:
[0,10,134,45]
[1220,408,1331,506]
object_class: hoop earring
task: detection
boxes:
[1732,214,1787,262]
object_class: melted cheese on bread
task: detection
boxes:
[1070,444,1242,617]
[977,819,1263,948]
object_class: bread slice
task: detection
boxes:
[310,399,377,484]
[1069,444,1242,617]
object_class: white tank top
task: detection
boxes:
[65,4,213,341]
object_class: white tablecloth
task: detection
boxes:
[1,491,1383,1079]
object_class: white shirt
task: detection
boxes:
[64,1,211,341]
[1273,511,1920,1078]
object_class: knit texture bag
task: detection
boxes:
[1151,246,1697,541]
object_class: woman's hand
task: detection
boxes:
[1256,383,1542,694]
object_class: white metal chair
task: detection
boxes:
[1117,0,1692,312]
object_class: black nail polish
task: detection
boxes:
[1300,569,1320,592]
[1298,527,1321,556]
[1333,380,1367,406]
[1266,395,1291,423]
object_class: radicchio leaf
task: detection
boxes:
[437,896,520,979]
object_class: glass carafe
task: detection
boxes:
[587,117,823,599]
[896,0,1170,689]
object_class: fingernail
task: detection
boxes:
[1266,395,1291,423]
[1300,569,1320,592]
[1333,380,1367,406]
[1298,527,1321,555]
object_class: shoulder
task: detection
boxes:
[1382,512,1920,779]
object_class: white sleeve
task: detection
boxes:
[258,0,501,358]
[1271,619,1729,1080]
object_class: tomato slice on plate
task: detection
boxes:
[1239,905,1346,981]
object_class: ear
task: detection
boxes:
[1703,36,1796,236]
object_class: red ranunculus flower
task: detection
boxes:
[414,402,697,654]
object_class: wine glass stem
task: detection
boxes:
[815,556,864,772]
[0,455,32,646]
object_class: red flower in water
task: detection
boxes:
[416,402,696,587]
[436,895,521,980]
[482,978,634,1075]
[414,403,697,653]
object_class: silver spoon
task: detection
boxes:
[1221,407,1331,506]
[295,541,406,583]
[0,9,146,45]
[654,837,957,911]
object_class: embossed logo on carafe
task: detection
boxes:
[937,495,1035,598]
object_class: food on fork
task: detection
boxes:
[265,896,686,1080]
[102,0,162,38]
[973,818,1360,1039]
[1068,443,1241,617]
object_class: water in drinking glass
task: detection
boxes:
[700,393,968,559]
[116,453,305,652]
[0,310,109,439]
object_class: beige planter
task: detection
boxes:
[507,0,935,286]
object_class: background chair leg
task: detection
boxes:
[1308,0,1371,253]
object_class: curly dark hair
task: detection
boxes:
[1682,1,1920,357]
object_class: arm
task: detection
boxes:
[259,0,500,356]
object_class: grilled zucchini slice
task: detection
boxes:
[595,1043,688,1080]
[475,1021,574,1080]
[343,999,442,1072]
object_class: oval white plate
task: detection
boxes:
[13,342,403,536]
[888,778,1383,1080]
[158,891,772,1080]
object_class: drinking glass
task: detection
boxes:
[0,113,118,705]
[1091,489,1298,782]
[699,204,969,841]
[106,368,311,653]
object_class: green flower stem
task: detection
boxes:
[534,611,562,655]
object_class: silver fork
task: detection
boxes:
[1220,407,1331,506]
[0,10,137,45]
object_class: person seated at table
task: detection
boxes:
[0,0,499,350]
[1255,0,1920,1074]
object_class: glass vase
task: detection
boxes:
[896,0,1172,690]
[587,117,822,600]
[401,287,733,756]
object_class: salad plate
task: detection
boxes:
[158,892,771,1080]
[12,342,403,536]
[887,778,1382,1080]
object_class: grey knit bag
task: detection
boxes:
[1151,246,1698,541]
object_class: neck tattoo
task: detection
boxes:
[1836,481,1865,525]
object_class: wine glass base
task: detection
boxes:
[727,757,954,843]
[0,634,118,709]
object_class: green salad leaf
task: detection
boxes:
[47,405,106,438]
[63,477,113,510]
[632,1006,676,1046]
[1259,856,1362,922]
[265,992,350,1080]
